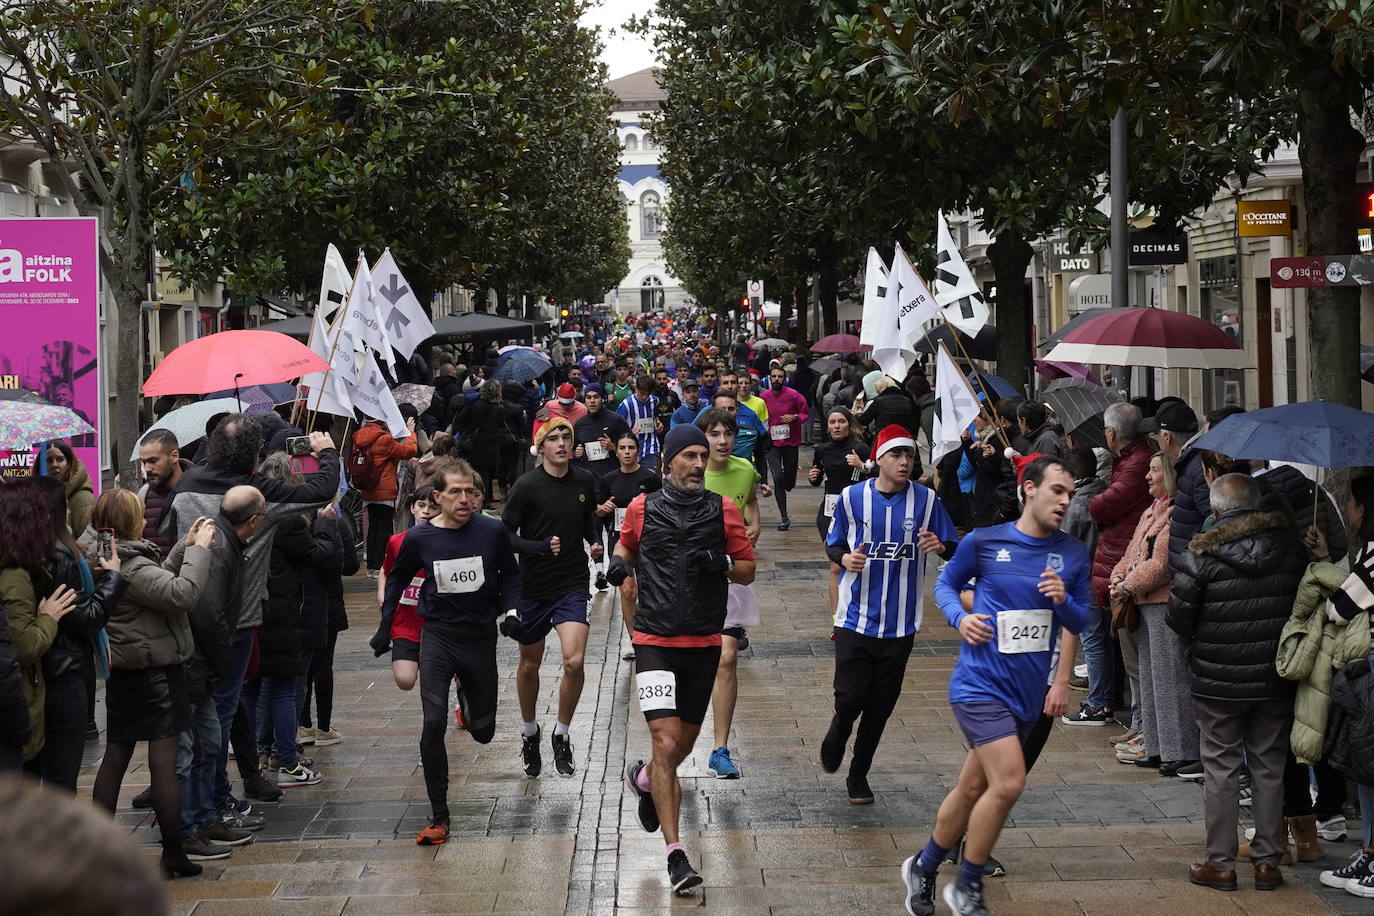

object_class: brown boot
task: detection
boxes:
[1239,827,1293,865]
[1286,814,1325,862]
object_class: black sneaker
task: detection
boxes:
[900,856,937,916]
[521,726,542,777]
[594,572,609,592]
[202,821,255,846]
[1174,760,1204,781]
[847,774,874,805]
[1320,848,1374,888]
[941,839,1006,877]
[941,880,989,916]
[131,786,154,809]
[777,518,791,531]
[667,848,703,895]
[242,771,284,803]
[820,718,848,773]
[551,732,575,777]
[183,831,232,861]
[625,760,659,832]
[1061,704,1112,726]
[736,630,749,651]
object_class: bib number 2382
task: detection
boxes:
[996,608,1053,655]
[635,669,676,712]
[433,556,485,595]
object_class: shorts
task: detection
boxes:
[951,700,1040,748]
[391,637,420,664]
[517,591,591,645]
[721,626,747,641]
[633,643,721,725]
[724,583,759,628]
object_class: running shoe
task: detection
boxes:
[736,630,750,651]
[625,760,659,832]
[1068,674,1089,690]
[224,794,251,816]
[943,840,1006,877]
[131,786,153,809]
[942,880,989,916]
[415,819,450,845]
[219,804,265,832]
[551,732,575,777]
[667,848,703,895]
[1108,727,1138,747]
[1320,848,1373,889]
[243,772,284,803]
[277,763,323,787]
[594,572,609,592]
[454,687,469,731]
[1174,760,1204,781]
[183,831,232,861]
[707,746,741,779]
[899,856,937,916]
[314,728,343,746]
[202,821,255,846]
[1061,704,1112,726]
[521,726,542,777]
[1316,815,1348,842]
[777,518,791,531]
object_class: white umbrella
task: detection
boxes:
[131,397,242,459]
[559,331,584,339]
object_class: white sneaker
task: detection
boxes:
[1348,873,1374,898]
[1073,663,1088,678]
[277,763,322,787]
[1316,815,1348,842]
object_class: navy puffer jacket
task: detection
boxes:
[1168,446,1210,575]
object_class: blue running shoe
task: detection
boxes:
[707,746,741,779]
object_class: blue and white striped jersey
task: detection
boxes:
[826,479,959,638]
[616,394,661,456]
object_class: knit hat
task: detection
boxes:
[557,383,576,405]
[872,424,916,460]
[534,416,574,450]
[584,382,606,398]
[662,423,708,466]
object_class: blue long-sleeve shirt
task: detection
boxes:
[935,522,1092,721]
[693,402,767,458]
[381,514,520,627]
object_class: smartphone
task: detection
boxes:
[96,528,115,561]
[286,435,311,457]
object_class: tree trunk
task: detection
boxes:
[494,286,509,316]
[794,281,810,344]
[1297,85,1364,408]
[988,231,1034,398]
[111,219,150,490]
[817,235,839,335]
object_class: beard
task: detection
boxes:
[671,469,704,491]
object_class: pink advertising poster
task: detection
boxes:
[0,217,101,488]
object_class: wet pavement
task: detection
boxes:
[78,451,1366,913]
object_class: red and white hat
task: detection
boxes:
[1011,452,1048,485]
[872,424,916,460]
[557,383,577,404]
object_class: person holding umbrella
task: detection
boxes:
[35,442,94,538]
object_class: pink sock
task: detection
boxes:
[666,842,684,858]
[636,765,651,792]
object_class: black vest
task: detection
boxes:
[634,490,728,638]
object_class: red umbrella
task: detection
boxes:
[811,333,868,353]
[1043,307,1255,370]
[143,330,332,396]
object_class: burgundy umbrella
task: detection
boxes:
[811,333,868,353]
[1034,358,1104,386]
[1043,307,1255,370]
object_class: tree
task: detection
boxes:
[0,0,332,477]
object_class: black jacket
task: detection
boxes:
[1256,464,1348,564]
[299,515,348,650]
[1324,658,1374,785]
[858,388,922,442]
[452,397,518,467]
[0,593,30,749]
[1166,510,1307,702]
[964,439,1017,530]
[180,517,244,699]
[259,514,332,678]
[1168,446,1210,574]
[40,545,126,681]
[1024,423,1063,459]
[631,491,730,639]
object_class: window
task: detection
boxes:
[640,276,664,313]
[642,134,656,151]
[640,191,662,238]
[624,133,639,151]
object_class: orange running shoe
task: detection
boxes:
[415,820,449,845]
[453,686,469,731]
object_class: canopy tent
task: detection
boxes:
[258,316,312,340]
[427,311,546,342]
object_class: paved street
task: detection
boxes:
[77,455,1365,914]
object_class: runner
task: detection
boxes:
[760,364,809,531]
[696,407,762,779]
[573,383,631,590]
[809,407,871,614]
[669,378,703,428]
[610,424,756,894]
[901,455,1092,916]
[377,459,520,846]
[374,486,439,691]
[504,418,603,778]
[821,425,958,804]
[593,431,661,651]
[616,374,662,473]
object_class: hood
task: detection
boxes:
[77,526,160,562]
[1187,510,1292,573]
[354,424,386,447]
[65,458,92,497]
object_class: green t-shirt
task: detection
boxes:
[608,382,634,409]
[705,456,760,526]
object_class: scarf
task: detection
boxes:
[660,477,705,506]
[1329,541,1374,624]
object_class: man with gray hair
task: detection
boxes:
[1167,473,1307,894]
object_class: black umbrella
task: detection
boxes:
[1361,345,1374,384]
[913,323,997,361]
[0,389,51,405]
[1037,307,1136,352]
[1041,377,1122,437]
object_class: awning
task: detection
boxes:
[428,311,542,342]
[257,316,312,340]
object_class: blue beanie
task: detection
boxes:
[584,382,606,398]
[662,423,708,466]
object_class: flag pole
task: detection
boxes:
[913,323,1006,449]
[305,266,359,433]
[934,311,1012,452]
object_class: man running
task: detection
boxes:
[901,455,1092,916]
[616,374,662,473]
[822,425,958,804]
[760,364,809,531]
[504,418,602,778]
[378,460,519,845]
[610,425,756,894]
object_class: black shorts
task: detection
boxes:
[391,637,420,664]
[721,626,746,641]
[633,643,721,725]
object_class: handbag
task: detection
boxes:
[1110,590,1139,634]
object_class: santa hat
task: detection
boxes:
[1010,452,1048,485]
[557,383,576,405]
[872,424,916,460]
[533,416,574,452]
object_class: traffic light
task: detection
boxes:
[561,308,570,317]
[739,296,749,311]
[1358,184,1374,228]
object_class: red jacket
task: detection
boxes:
[1088,435,1155,606]
[351,423,417,502]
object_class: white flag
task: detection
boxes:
[370,249,436,360]
[347,350,408,438]
[892,242,941,352]
[301,244,354,396]
[931,341,982,465]
[303,364,355,420]
[858,247,889,348]
[866,248,907,380]
[933,212,991,336]
[338,253,395,372]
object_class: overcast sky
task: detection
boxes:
[581,0,657,79]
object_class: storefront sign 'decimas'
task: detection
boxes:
[1128,228,1188,266]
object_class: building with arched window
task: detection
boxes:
[606,68,687,314]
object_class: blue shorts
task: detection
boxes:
[951,700,1039,748]
[517,591,591,645]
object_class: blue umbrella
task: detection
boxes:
[968,371,1020,401]
[494,349,553,384]
[1191,401,1374,468]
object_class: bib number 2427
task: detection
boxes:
[996,608,1053,655]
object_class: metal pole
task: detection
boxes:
[1111,107,1129,311]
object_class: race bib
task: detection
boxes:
[769,424,790,441]
[635,416,655,435]
[584,440,608,462]
[400,574,424,606]
[996,608,1053,655]
[635,669,676,712]
[433,556,485,595]
[614,507,628,531]
[824,494,839,518]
